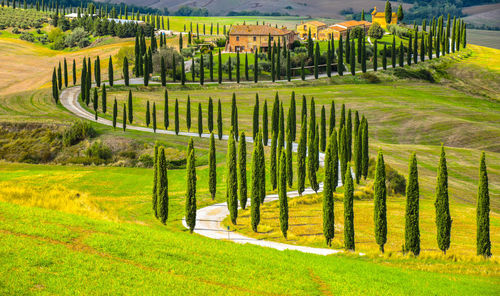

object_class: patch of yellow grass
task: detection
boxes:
[0,181,114,220]
[464,44,500,73]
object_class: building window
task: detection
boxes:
[236,36,239,41]
[253,36,256,41]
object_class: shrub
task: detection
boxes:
[393,67,435,82]
[368,22,384,39]
[138,153,154,167]
[84,140,112,161]
[65,27,89,48]
[62,121,96,147]
[215,37,226,48]
[368,158,406,196]
[181,47,195,58]
[20,32,35,42]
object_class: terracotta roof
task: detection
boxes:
[301,21,326,27]
[229,25,293,36]
[333,20,371,28]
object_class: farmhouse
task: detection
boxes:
[296,21,327,39]
[371,6,397,28]
[327,20,372,40]
[226,25,296,53]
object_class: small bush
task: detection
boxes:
[393,67,435,83]
[138,153,154,167]
[20,32,35,42]
[63,121,96,147]
[361,72,381,83]
[84,140,112,161]
[215,37,226,48]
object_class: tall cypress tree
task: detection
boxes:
[344,163,355,251]
[477,152,491,257]
[373,40,378,71]
[254,50,258,83]
[52,68,59,103]
[101,84,107,114]
[236,50,240,83]
[272,92,279,137]
[329,100,335,135]
[339,126,347,181]
[72,59,76,85]
[326,42,332,77]
[354,122,363,184]
[382,43,387,70]
[57,62,62,90]
[217,99,223,140]
[160,56,166,86]
[112,99,117,129]
[209,51,214,82]
[251,133,262,232]
[297,112,307,196]
[231,93,238,141]
[208,97,213,133]
[209,133,217,200]
[63,58,68,87]
[108,56,113,86]
[286,108,293,187]
[320,105,326,152]
[226,131,238,224]
[152,143,159,218]
[308,123,319,192]
[128,90,133,123]
[164,89,169,130]
[314,42,319,79]
[152,103,157,132]
[323,133,335,246]
[95,56,101,87]
[186,96,191,131]
[181,57,186,85]
[346,109,352,161]
[196,103,202,136]
[290,92,296,141]
[93,88,98,120]
[362,118,369,179]
[145,101,151,127]
[245,53,249,81]
[122,104,127,131]
[435,145,452,254]
[407,34,412,66]
[238,132,247,209]
[253,93,259,140]
[175,99,179,135]
[350,40,356,75]
[185,139,197,233]
[384,0,392,25]
[405,153,420,256]
[338,35,344,76]
[278,149,288,238]
[200,54,204,85]
[270,130,278,190]
[392,36,397,68]
[374,151,387,253]
[263,100,268,145]
[157,146,169,224]
[123,57,129,86]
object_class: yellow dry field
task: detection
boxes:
[0,37,134,96]
[464,44,500,73]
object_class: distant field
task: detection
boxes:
[466,29,500,50]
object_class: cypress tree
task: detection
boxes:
[57,62,62,90]
[197,103,203,137]
[361,118,369,179]
[52,68,58,103]
[254,51,258,83]
[420,30,426,62]
[301,58,305,81]
[208,97,213,133]
[413,30,418,64]
[123,57,129,86]
[354,121,362,184]
[157,146,169,224]
[209,133,217,200]
[238,132,247,209]
[383,43,387,70]
[192,56,196,82]
[323,133,335,246]
[179,32,183,50]
[152,103,157,132]
[346,109,352,161]
[339,103,345,133]
[227,131,238,224]
[200,54,204,85]
[278,103,285,153]
[143,54,149,86]
[236,51,240,83]
[108,56,113,86]
[186,96,191,131]
[477,152,491,257]
[128,90,133,123]
[209,51,214,82]
[392,36,396,68]
[175,99,179,135]
[384,0,392,25]
[152,143,159,218]
[407,35,412,66]
[164,89,169,130]
[309,97,316,143]
[245,53,249,81]
[308,123,319,192]
[272,93,279,137]
[218,49,222,84]
[72,59,76,85]
[361,36,366,73]
[253,94,259,140]
[405,153,420,256]
[101,84,107,114]
[251,133,262,231]
[145,101,151,126]
[399,41,404,67]
[297,113,307,196]
[81,59,86,103]
[172,55,177,82]
[314,42,319,79]
[373,40,378,71]
[346,31,350,63]
[339,126,347,181]
[95,56,101,87]
[86,67,91,105]
[278,149,288,238]
[320,105,326,152]
[181,57,186,85]
[374,151,387,252]
[287,51,291,81]
[350,40,356,75]
[160,56,166,86]
[435,145,452,254]
[112,99,117,129]
[270,131,278,190]
[326,42,332,77]
[344,163,355,251]
[286,109,293,188]
[217,99,223,140]
[93,88,98,120]
[231,93,239,141]
[263,100,268,145]
[329,100,335,135]
[290,92,296,141]
[271,48,275,82]
[64,58,68,87]
[332,129,339,191]
[185,139,197,233]
[228,56,232,81]
[122,104,127,131]
[338,35,344,76]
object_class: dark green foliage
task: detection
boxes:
[185,139,197,233]
[164,89,169,130]
[362,119,369,179]
[64,58,68,87]
[254,51,258,83]
[392,36,397,68]
[208,97,213,133]
[373,40,378,71]
[236,51,240,83]
[200,54,204,85]
[435,145,452,254]
[253,94,259,140]
[231,93,239,141]
[152,143,159,218]
[413,30,418,64]
[175,99,180,135]
[320,106,326,152]
[278,103,284,154]
[301,59,305,80]
[270,131,277,190]
[209,51,214,82]
[399,41,404,67]
[72,59,76,85]
[112,99,117,129]
[354,122,362,184]
[108,56,113,87]
[251,133,262,231]
[143,55,149,86]
[146,101,150,127]
[405,153,420,256]
[290,92,296,141]
[338,35,344,76]
[101,84,107,114]
[228,56,232,81]
[209,133,217,200]
[344,163,355,251]
[383,44,387,70]
[52,68,58,103]
[308,123,319,193]
[263,100,268,145]
[128,90,133,124]
[227,131,238,224]
[123,57,129,86]
[157,146,169,224]
[286,108,293,188]
[339,126,347,182]
[278,149,288,238]
[152,103,157,132]
[186,96,191,131]
[323,133,335,246]
[197,103,202,137]
[238,132,247,209]
[271,49,275,82]
[350,40,356,76]
[314,42,319,79]
[326,42,332,77]
[339,104,345,132]
[329,101,335,135]
[287,51,291,81]
[374,151,387,252]
[217,99,223,140]
[181,57,186,85]
[361,36,366,73]
[346,109,352,161]
[384,0,392,25]
[122,104,127,131]
[57,62,62,90]
[93,88,98,118]
[160,56,166,86]
[397,4,404,22]
[245,53,249,81]
[477,152,491,257]
[272,93,279,137]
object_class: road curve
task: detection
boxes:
[60,82,351,256]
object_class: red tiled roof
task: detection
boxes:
[229,25,293,36]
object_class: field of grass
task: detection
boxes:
[0,162,498,295]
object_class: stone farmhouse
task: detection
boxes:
[225,25,296,53]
